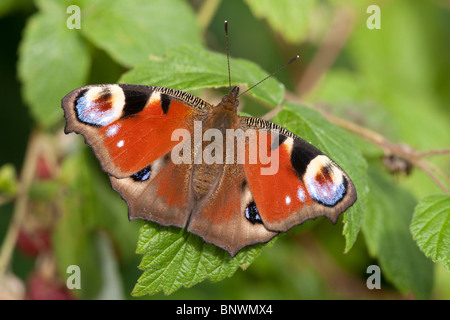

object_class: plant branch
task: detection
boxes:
[416,148,450,157]
[197,0,222,32]
[427,162,450,185]
[324,110,449,193]
[0,132,40,281]
[415,161,450,194]
[296,6,355,97]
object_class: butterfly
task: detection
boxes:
[61,80,357,256]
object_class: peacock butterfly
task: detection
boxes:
[61,26,356,256]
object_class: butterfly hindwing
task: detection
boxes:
[110,153,195,228]
[187,163,277,256]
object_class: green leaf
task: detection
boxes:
[79,0,203,67]
[274,102,368,252]
[18,0,90,128]
[121,45,285,107]
[133,222,271,296]
[411,194,450,271]
[362,167,434,299]
[244,0,315,44]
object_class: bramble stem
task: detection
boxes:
[0,132,40,281]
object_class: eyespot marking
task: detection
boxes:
[75,85,125,127]
[304,155,346,206]
[245,201,262,224]
[131,166,152,182]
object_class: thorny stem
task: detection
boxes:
[416,148,450,157]
[325,112,450,194]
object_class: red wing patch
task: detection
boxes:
[241,127,356,232]
[243,132,312,227]
[100,99,195,175]
[62,84,206,178]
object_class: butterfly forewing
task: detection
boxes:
[62,84,210,178]
[240,117,357,233]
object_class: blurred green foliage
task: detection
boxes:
[0,0,449,299]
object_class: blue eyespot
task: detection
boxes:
[245,201,262,224]
[131,166,152,182]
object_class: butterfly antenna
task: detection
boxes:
[224,20,231,89]
[238,55,300,98]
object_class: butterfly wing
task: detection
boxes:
[187,163,277,256]
[62,84,213,229]
[240,117,357,233]
[62,84,211,178]
[110,154,195,228]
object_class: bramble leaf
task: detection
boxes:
[363,167,434,299]
[411,194,450,271]
[79,0,203,67]
[121,45,285,107]
[244,0,315,44]
[133,222,271,296]
[18,0,90,128]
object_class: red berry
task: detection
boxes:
[17,229,52,258]
[26,273,74,300]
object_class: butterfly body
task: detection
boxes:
[62,83,356,256]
